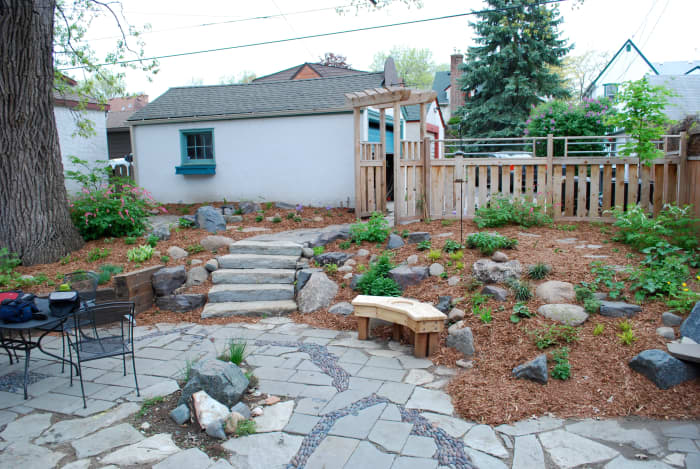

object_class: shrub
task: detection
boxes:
[325,263,338,274]
[443,239,463,253]
[474,196,551,229]
[441,219,454,226]
[178,217,195,228]
[236,419,256,436]
[124,236,137,245]
[286,212,295,220]
[255,214,263,222]
[160,255,170,264]
[507,278,532,301]
[466,232,517,255]
[555,224,577,231]
[479,307,493,323]
[527,263,551,280]
[272,216,282,223]
[449,251,464,262]
[366,277,402,296]
[293,215,302,223]
[427,249,442,262]
[416,240,432,251]
[356,253,401,297]
[529,325,579,349]
[510,302,533,323]
[146,234,159,247]
[339,241,351,250]
[87,247,110,262]
[186,244,204,254]
[350,212,390,244]
[628,254,690,301]
[312,246,325,256]
[97,263,123,285]
[127,245,154,263]
[583,297,601,314]
[66,157,165,241]
[550,347,571,380]
[608,204,699,253]
[575,285,594,302]
[617,328,638,346]
[666,283,700,314]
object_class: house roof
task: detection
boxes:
[653,61,700,75]
[107,95,149,130]
[432,71,450,105]
[253,62,367,82]
[403,104,421,121]
[585,39,658,97]
[647,75,700,121]
[128,72,386,123]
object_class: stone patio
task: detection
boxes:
[0,318,698,468]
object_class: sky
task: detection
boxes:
[72,0,700,99]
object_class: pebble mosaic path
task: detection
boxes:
[0,317,698,468]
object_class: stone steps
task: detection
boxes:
[211,268,296,285]
[217,254,298,270]
[201,300,298,318]
[228,240,302,257]
[208,284,294,303]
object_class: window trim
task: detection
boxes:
[177,128,215,175]
[603,83,618,99]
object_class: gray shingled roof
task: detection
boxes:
[432,71,450,105]
[253,63,367,82]
[653,61,700,75]
[647,75,700,121]
[403,104,421,121]
[128,72,385,122]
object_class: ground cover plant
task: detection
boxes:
[474,196,552,229]
[466,232,517,255]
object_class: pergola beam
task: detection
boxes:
[344,86,411,107]
[372,90,438,109]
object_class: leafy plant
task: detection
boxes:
[439,271,448,280]
[590,262,626,299]
[449,251,464,262]
[255,214,263,222]
[507,278,532,301]
[583,297,601,314]
[286,212,295,220]
[265,202,273,210]
[236,419,256,436]
[617,328,638,346]
[87,247,110,262]
[443,239,464,253]
[160,255,170,264]
[529,325,579,349]
[555,224,577,231]
[325,263,338,274]
[178,217,195,228]
[272,216,282,223]
[60,254,73,265]
[608,204,699,253]
[510,302,533,323]
[455,261,464,270]
[593,323,605,336]
[618,319,633,333]
[441,219,454,226]
[575,285,594,302]
[221,340,247,365]
[146,234,159,247]
[666,283,700,314]
[527,262,551,280]
[312,246,325,257]
[186,244,204,254]
[293,215,302,223]
[97,263,123,285]
[479,307,493,323]
[356,264,366,273]
[124,236,137,245]
[127,245,154,263]
[426,249,441,262]
[628,254,690,301]
[339,241,351,250]
[416,240,432,251]
[466,232,517,255]
[349,212,390,244]
[550,347,571,380]
[474,196,552,228]
[400,229,410,238]
[366,276,402,296]
[356,253,401,297]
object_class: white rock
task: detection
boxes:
[192,390,230,430]
[252,406,263,416]
[448,276,460,286]
[356,249,370,257]
[429,263,445,276]
[253,400,294,432]
[456,359,473,369]
[406,255,419,265]
[222,432,303,469]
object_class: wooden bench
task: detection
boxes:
[351,295,446,358]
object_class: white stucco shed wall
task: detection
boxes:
[131,113,355,206]
[54,106,109,194]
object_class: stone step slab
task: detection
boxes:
[208,284,295,303]
[229,240,302,256]
[212,268,296,285]
[217,254,298,270]
[202,300,297,318]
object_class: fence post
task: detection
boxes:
[353,107,362,217]
[423,136,432,220]
[393,102,402,226]
[546,134,554,216]
[678,131,689,205]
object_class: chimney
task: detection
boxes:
[450,52,465,115]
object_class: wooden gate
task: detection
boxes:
[356,142,386,217]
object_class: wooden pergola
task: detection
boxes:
[345,86,437,222]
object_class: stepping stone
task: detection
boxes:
[222,432,302,469]
[463,424,509,459]
[391,456,438,469]
[404,369,434,386]
[228,240,302,256]
[305,435,359,469]
[153,448,211,469]
[329,403,385,439]
[381,404,402,421]
[217,254,298,269]
[495,416,563,437]
[556,237,578,244]
[100,433,180,466]
[208,284,294,302]
[253,401,294,433]
[202,300,297,318]
[539,429,619,468]
[464,448,508,469]
[345,441,395,469]
[667,343,700,364]
[512,434,545,469]
[37,402,140,444]
[421,412,474,438]
[62,460,91,469]
[604,455,675,469]
[368,420,413,452]
[212,268,296,284]
[377,382,415,404]
[71,423,144,458]
[283,413,320,434]
[0,441,65,468]
[401,435,437,458]
[566,419,662,454]
[405,388,454,415]
[0,412,52,441]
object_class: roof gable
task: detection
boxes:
[253,62,367,83]
[653,61,700,75]
[432,71,450,105]
[585,39,658,96]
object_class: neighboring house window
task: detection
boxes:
[176,128,215,175]
[603,83,618,99]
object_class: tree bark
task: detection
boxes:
[0,0,84,265]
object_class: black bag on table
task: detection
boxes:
[48,291,81,318]
[0,291,39,323]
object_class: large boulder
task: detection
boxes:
[298,272,338,313]
[350,274,364,291]
[195,206,226,233]
[314,252,351,266]
[446,325,475,356]
[472,259,522,284]
[434,296,452,314]
[406,232,430,244]
[538,304,588,326]
[680,301,700,343]
[192,390,229,430]
[535,281,575,304]
[599,301,642,318]
[387,234,405,250]
[512,354,548,384]
[150,224,171,241]
[200,235,235,252]
[152,266,186,296]
[239,201,261,214]
[388,265,430,290]
[186,266,209,287]
[329,302,354,316]
[179,359,249,407]
[629,349,699,389]
[481,285,508,301]
[155,294,206,312]
[167,246,188,260]
[295,268,322,295]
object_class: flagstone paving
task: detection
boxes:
[0,318,698,468]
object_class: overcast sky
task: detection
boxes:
[77,0,699,99]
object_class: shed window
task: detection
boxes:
[176,128,215,175]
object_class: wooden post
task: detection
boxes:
[357,317,369,340]
[380,108,387,212]
[424,136,432,220]
[353,107,362,216]
[678,131,689,204]
[546,134,554,216]
[427,333,440,356]
[393,102,402,225]
[392,323,401,342]
[414,333,428,358]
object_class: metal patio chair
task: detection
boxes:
[65,301,140,408]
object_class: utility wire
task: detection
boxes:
[59,0,569,71]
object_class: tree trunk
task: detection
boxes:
[0,0,84,265]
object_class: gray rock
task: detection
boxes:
[71,423,144,458]
[200,235,235,252]
[239,201,261,214]
[150,224,171,241]
[512,354,548,384]
[186,266,209,287]
[389,265,429,290]
[434,296,452,313]
[329,302,354,316]
[482,285,508,301]
[152,266,186,296]
[406,254,419,265]
[599,301,642,318]
[656,327,675,340]
[205,258,218,272]
[231,402,251,419]
[205,420,227,440]
[535,280,575,303]
[315,252,350,266]
[167,246,188,260]
[662,311,683,327]
[350,274,364,291]
[356,248,370,257]
[275,202,296,210]
[298,272,338,313]
[153,448,212,469]
[447,276,460,286]
[680,301,700,342]
[302,247,314,258]
[156,294,206,312]
[472,259,522,284]
[100,434,179,466]
[224,215,243,223]
[448,308,465,322]
[179,359,249,407]
[446,326,475,356]
[629,349,699,389]
[593,292,608,301]
[221,432,303,469]
[169,404,191,424]
[195,205,226,233]
[538,304,589,326]
[406,232,430,243]
[295,268,322,295]
[429,263,445,276]
[387,233,405,250]
[491,251,509,262]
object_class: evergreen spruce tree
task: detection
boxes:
[456,0,571,138]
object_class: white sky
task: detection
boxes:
[76,0,700,99]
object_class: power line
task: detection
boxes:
[59,0,569,71]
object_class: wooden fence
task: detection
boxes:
[357,133,696,224]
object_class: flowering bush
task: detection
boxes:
[66,157,166,240]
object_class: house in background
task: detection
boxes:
[431,52,467,122]
[647,75,700,121]
[106,95,148,160]
[253,62,368,82]
[403,101,446,157]
[54,76,109,194]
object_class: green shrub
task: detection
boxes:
[97,263,123,285]
[608,204,699,253]
[666,284,700,314]
[449,251,464,262]
[555,224,577,231]
[416,240,431,251]
[575,285,594,302]
[427,249,442,261]
[286,212,295,220]
[442,239,463,253]
[529,325,579,349]
[255,214,263,222]
[127,245,154,263]
[178,217,195,228]
[339,241,351,250]
[628,250,691,301]
[593,323,605,336]
[583,297,600,313]
[474,197,552,229]
[272,216,282,223]
[441,219,454,226]
[617,328,638,346]
[313,246,325,256]
[478,307,493,324]
[186,244,204,254]
[87,247,110,262]
[146,234,159,247]
[507,278,532,301]
[366,277,402,296]
[527,262,551,280]
[356,253,401,297]
[124,236,137,245]
[510,302,533,323]
[550,347,571,380]
[466,232,517,255]
[160,255,170,264]
[325,263,338,274]
[236,419,256,436]
[350,212,390,244]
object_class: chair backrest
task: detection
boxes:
[77,301,135,329]
[62,271,99,305]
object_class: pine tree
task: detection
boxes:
[456,0,571,138]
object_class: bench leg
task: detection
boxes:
[427,333,439,357]
[392,324,402,342]
[414,333,428,358]
[357,317,370,340]
[407,329,415,345]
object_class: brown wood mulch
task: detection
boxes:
[14,211,700,425]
